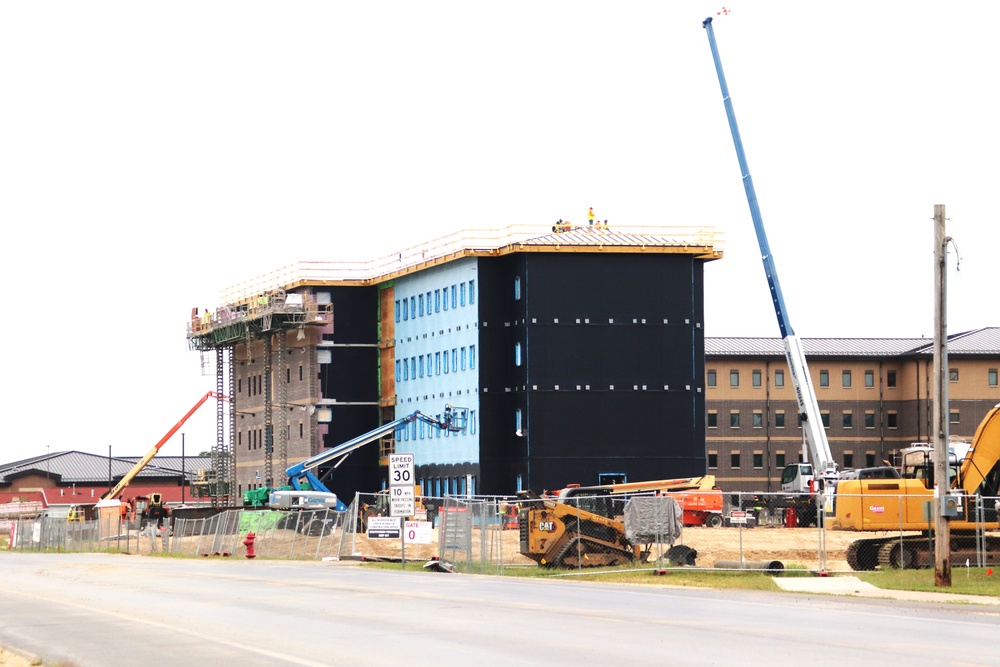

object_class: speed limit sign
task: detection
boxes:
[389,454,414,486]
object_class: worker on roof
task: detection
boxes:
[588,207,595,227]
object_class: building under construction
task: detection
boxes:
[186,223,722,506]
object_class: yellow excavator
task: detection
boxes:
[829,403,1000,570]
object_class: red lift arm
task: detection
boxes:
[101,391,227,501]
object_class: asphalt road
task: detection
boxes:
[1,553,998,667]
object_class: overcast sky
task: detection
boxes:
[2,2,996,463]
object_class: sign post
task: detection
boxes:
[389,454,415,568]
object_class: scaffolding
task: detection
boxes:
[187,289,333,506]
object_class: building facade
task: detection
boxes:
[187,224,722,503]
[705,329,1000,491]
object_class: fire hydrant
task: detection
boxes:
[243,531,256,559]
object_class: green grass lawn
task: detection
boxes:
[366,561,1000,596]
[858,567,1000,597]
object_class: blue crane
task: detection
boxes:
[282,405,468,511]
[702,17,836,498]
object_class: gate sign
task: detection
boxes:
[729,510,748,524]
[389,454,415,487]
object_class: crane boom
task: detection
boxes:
[101,391,226,501]
[702,17,835,476]
[283,405,468,510]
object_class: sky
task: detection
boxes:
[2,2,997,463]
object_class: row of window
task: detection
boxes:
[419,475,475,497]
[709,367,1000,389]
[395,281,476,322]
[708,451,878,470]
[237,366,306,396]
[396,411,478,441]
[238,423,306,450]
[396,347,476,381]
[708,409,963,429]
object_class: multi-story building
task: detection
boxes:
[705,329,1000,491]
[187,224,722,504]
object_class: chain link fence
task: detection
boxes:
[5,493,997,575]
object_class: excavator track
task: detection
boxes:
[846,539,886,571]
[848,534,1000,570]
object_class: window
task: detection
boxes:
[949,411,960,424]
[402,298,408,321]
[418,294,424,317]
[753,453,763,469]
[730,411,740,428]
[394,300,400,322]
[515,342,522,367]
[443,290,449,311]
[887,411,898,429]
[444,350,449,374]
[990,369,999,387]
[460,283,466,306]
[515,408,522,435]
[707,412,718,428]
[842,412,853,428]
[842,370,852,388]
[514,276,521,300]
[470,410,477,434]
[708,452,718,469]
[461,347,467,371]
[469,280,475,304]
[470,345,476,369]
[887,371,897,388]
[865,412,875,429]
[752,412,763,428]
[403,360,409,381]
[707,370,717,387]
[419,355,424,378]
[752,370,762,387]
[451,285,457,309]
[395,360,401,382]
[730,370,739,387]
[452,349,458,372]
[821,412,830,428]
[775,452,786,469]
[435,289,441,312]
[819,370,829,387]
[865,370,874,388]
[731,453,741,469]
[435,352,441,375]
[866,453,876,468]
[410,297,416,318]
[410,358,416,379]
[843,453,854,469]
[775,370,784,387]
[775,411,785,428]
[949,368,959,382]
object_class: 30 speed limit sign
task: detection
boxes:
[389,454,414,486]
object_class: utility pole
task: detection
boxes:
[933,204,952,587]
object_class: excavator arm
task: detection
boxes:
[957,403,1000,496]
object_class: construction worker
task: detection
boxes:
[588,207,595,227]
